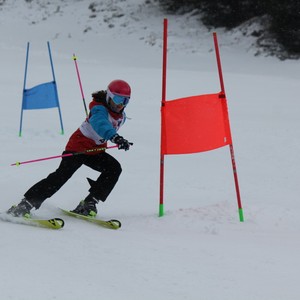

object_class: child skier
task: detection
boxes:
[7,79,132,218]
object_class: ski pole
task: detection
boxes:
[73,54,88,117]
[11,145,118,166]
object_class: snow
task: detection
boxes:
[0,0,300,299]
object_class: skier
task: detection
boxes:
[7,79,132,218]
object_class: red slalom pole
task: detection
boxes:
[159,18,168,217]
[73,54,88,117]
[11,145,118,166]
[213,32,244,222]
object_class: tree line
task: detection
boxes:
[158,0,299,59]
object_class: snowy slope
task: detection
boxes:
[0,1,300,299]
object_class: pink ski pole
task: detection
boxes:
[73,54,88,117]
[11,145,118,166]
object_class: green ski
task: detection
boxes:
[0,213,64,230]
[60,208,121,230]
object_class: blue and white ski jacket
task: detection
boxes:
[65,100,126,154]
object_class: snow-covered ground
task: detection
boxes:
[0,1,299,299]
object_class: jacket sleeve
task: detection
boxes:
[89,105,117,140]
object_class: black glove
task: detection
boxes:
[111,134,133,151]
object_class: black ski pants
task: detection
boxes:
[24,151,122,209]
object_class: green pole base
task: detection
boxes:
[239,208,244,222]
[159,204,164,217]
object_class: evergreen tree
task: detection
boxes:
[200,0,266,28]
[269,0,300,54]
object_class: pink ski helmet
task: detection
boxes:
[108,80,131,97]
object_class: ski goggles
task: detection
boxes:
[107,89,130,106]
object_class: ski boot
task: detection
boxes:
[71,196,98,217]
[7,198,33,218]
